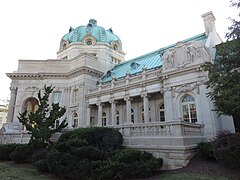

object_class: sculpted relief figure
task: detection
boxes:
[162,48,176,70]
[186,44,200,64]
[162,41,204,71]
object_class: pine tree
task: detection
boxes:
[18,85,68,148]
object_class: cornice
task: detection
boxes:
[6,66,103,80]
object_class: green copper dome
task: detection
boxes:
[62,19,121,45]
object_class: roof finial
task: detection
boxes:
[108,28,113,33]
[69,26,74,33]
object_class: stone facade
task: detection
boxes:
[2,12,235,169]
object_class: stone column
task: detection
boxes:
[97,102,102,127]
[141,93,149,123]
[124,97,131,124]
[86,104,91,127]
[163,88,173,121]
[7,87,17,122]
[110,100,116,126]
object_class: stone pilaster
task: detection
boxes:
[7,87,18,122]
[97,102,102,127]
[124,97,132,124]
[110,100,116,126]
[141,92,149,123]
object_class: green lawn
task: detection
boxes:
[157,173,228,180]
[0,162,52,180]
[0,161,228,180]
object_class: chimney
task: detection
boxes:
[201,11,216,36]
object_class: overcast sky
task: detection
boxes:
[0,0,237,100]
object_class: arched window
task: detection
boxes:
[113,44,118,51]
[181,95,197,123]
[116,110,120,125]
[73,113,78,128]
[159,104,165,122]
[131,109,134,124]
[102,112,107,126]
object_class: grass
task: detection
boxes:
[0,162,52,180]
[0,162,229,180]
[157,173,228,180]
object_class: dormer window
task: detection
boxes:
[113,44,118,51]
[86,39,92,46]
[130,62,140,69]
[106,70,112,78]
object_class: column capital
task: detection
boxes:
[109,99,116,104]
[9,87,18,91]
[141,92,149,98]
[124,96,132,101]
[96,102,102,106]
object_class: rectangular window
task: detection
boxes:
[52,91,62,104]
[72,89,78,103]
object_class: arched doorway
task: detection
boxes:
[24,97,39,114]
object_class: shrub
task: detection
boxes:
[53,138,88,153]
[47,150,78,177]
[0,144,17,160]
[70,146,107,161]
[96,149,163,179]
[10,144,31,162]
[213,131,240,169]
[94,161,126,180]
[57,127,123,150]
[198,142,214,159]
[31,148,48,163]
[34,159,48,172]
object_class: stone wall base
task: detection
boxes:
[126,144,198,170]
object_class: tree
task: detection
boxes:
[18,85,68,148]
[203,0,240,132]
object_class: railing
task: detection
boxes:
[0,131,31,144]
[116,121,204,137]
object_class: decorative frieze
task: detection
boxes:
[173,83,197,93]
[162,41,203,71]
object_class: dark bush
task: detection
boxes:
[53,138,88,152]
[31,148,48,163]
[96,149,163,179]
[94,161,126,180]
[57,127,123,150]
[57,130,73,143]
[213,131,240,169]
[47,150,78,177]
[70,146,107,161]
[34,159,48,172]
[10,144,31,162]
[198,141,215,159]
[0,144,17,160]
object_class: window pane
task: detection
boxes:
[182,104,190,122]
[190,104,197,123]
[182,95,195,103]
[159,104,165,121]
[53,91,62,104]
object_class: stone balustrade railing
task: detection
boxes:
[115,121,204,137]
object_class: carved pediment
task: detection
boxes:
[162,41,210,71]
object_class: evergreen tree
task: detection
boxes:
[18,85,68,148]
[203,0,240,132]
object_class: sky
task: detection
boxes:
[0,0,238,100]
